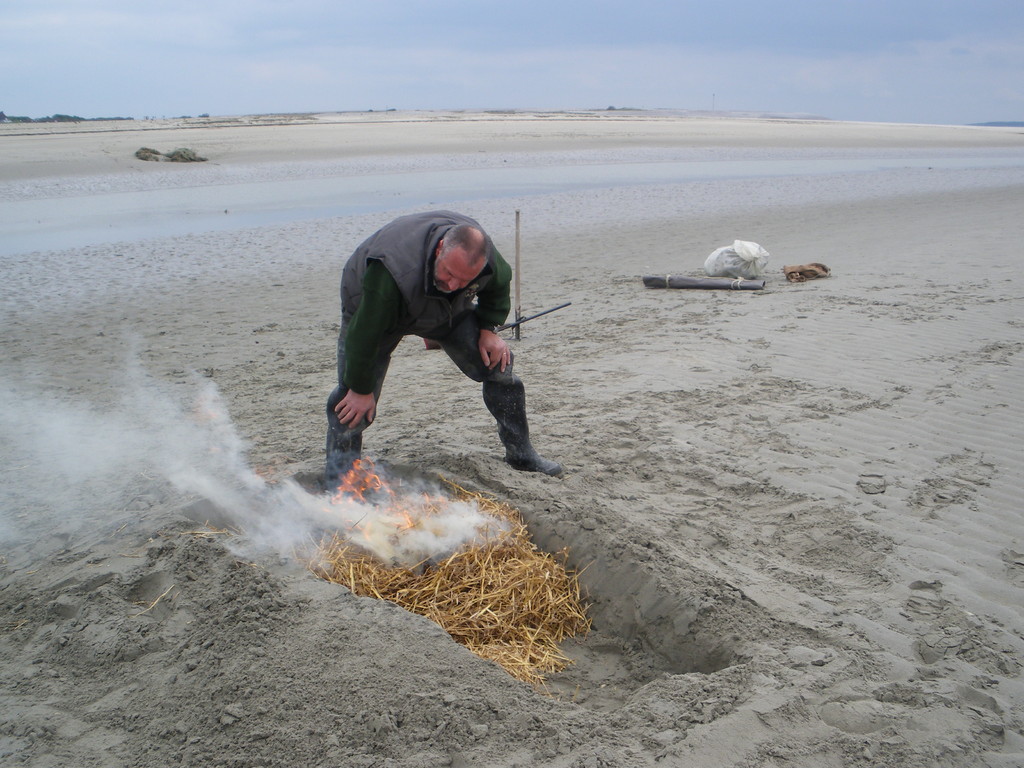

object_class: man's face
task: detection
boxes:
[434,243,483,293]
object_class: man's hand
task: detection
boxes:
[335,390,377,428]
[478,328,510,372]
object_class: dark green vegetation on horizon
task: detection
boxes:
[0,112,133,123]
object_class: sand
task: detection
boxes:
[2,111,1023,767]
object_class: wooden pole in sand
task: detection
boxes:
[514,209,522,341]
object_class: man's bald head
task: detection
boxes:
[439,224,487,267]
[434,224,490,293]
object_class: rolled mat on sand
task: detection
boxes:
[643,275,766,290]
[783,263,831,282]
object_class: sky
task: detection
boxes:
[1,0,1022,125]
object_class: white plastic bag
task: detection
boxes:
[703,240,770,279]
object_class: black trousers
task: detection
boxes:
[325,312,520,482]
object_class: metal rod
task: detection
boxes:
[496,302,571,332]
[514,209,521,341]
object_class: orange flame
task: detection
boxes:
[323,459,509,567]
[330,459,439,532]
[330,458,390,504]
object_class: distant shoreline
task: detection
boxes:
[4,106,1022,129]
[1,108,834,138]
[2,110,1021,185]
[2,106,1018,136]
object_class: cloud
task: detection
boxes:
[2,0,1022,122]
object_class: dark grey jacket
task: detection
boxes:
[340,210,496,336]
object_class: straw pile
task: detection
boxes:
[311,481,590,686]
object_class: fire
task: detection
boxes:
[330,458,387,503]
[324,459,509,567]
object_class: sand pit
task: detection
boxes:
[2,111,1023,767]
[309,472,590,688]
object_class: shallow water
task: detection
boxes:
[3,149,1023,257]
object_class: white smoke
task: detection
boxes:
[271,480,508,567]
[0,366,506,566]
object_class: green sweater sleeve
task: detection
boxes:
[475,248,513,328]
[344,260,404,394]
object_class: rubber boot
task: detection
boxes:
[482,379,562,476]
[325,386,364,489]
[325,429,362,490]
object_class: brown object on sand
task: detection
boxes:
[783,263,831,282]
[134,147,207,163]
[164,147,207,163]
